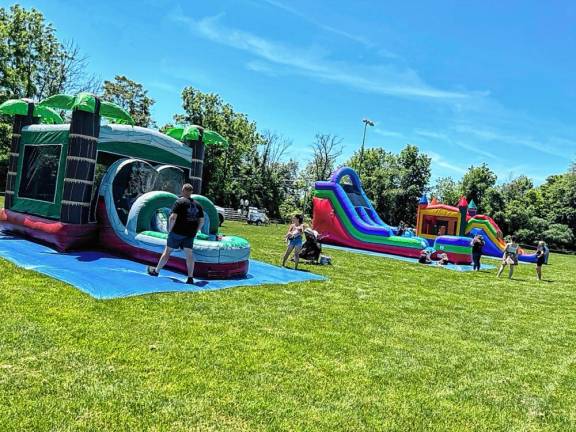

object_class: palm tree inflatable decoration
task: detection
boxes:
[39,92,134,125]
[0,99,64,124]
[165,125,229,194]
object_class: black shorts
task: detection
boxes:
[167,232,194,250]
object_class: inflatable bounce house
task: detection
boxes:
[0,93,250,278]
[313,167,537,264]
[415,194,537,263]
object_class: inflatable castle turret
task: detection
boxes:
[468,199,477,217]
[457,196,469,236]
[416,193,428,235]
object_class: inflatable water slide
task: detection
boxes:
[0,93,250,278]
[312,166,537,265]
[98,158,250,277]
[313,167,436,259]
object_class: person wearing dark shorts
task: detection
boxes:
[147,183,204,284]
[536,240,546,281]
[471,234,485,271]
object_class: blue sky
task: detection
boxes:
[9,0,576,182]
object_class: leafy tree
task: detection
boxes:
[483,187,506,215]
[432,176,461,206]
[169,87,299,218]
[542,224,574,249]
[345,145,430,225]
[173,86,261,206]
[102,75,155,127]
[347,147,398,221]
[305,134,343,182]
[501,176,533,202]
[541,175,574,226]
[395,145,431,223]
[0,5,97,101]
[460,163,497,212]
[0,4,97,182]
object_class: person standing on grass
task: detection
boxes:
[282,214,305,270]
[536,240,547,281]
[471,234,485,271]
[497,235,519,279]
[147,183,204,284]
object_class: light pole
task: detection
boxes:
[359,118,374,177]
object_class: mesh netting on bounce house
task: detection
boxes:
[0,93,250,279]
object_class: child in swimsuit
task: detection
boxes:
[497,236,519,279]
[282,214,305,269]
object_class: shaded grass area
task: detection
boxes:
[1,217,576,431]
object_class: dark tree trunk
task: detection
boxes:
[186,131,205,195]
[4,103,38,209]
[60,99,101,224]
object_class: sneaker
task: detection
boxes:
[186,277,195,285]
[147,266,159,277]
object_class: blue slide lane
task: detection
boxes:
[315,167,394,237]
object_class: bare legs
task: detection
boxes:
[282,244,302,269]
[293,245,301,269]
[282,244,294,267]
[536,265,542,281]
[155,246,174,273]
[149,246,195,283]
[497,262,515,279]
[183,247,195,278]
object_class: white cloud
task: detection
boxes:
[427,151,467,174]
[148,81,180,94]
[453,125,576,159]
[414,129,448,140]
[374,128,405,138]
[415,128,497,160]
[171,13,473,101]
[257,0,376,48]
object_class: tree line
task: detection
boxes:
[1,5,575,251]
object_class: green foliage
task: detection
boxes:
[542,223,574,248]
[279,195,301,222]
[102,75,154,127]
[460,163,497,213]
[1,222,576,430]
[432,176,461,205]
[346,145,431,225]
[0,5,94,102]
[0,121,9,159]
[171,88,298,217]
[482,187,506,215]
[0,5,96,167]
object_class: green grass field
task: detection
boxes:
[2,198,576,430]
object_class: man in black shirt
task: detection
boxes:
[148,183,204,284]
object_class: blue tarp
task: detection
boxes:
[0,234,325,299]
[322,244,496,272]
